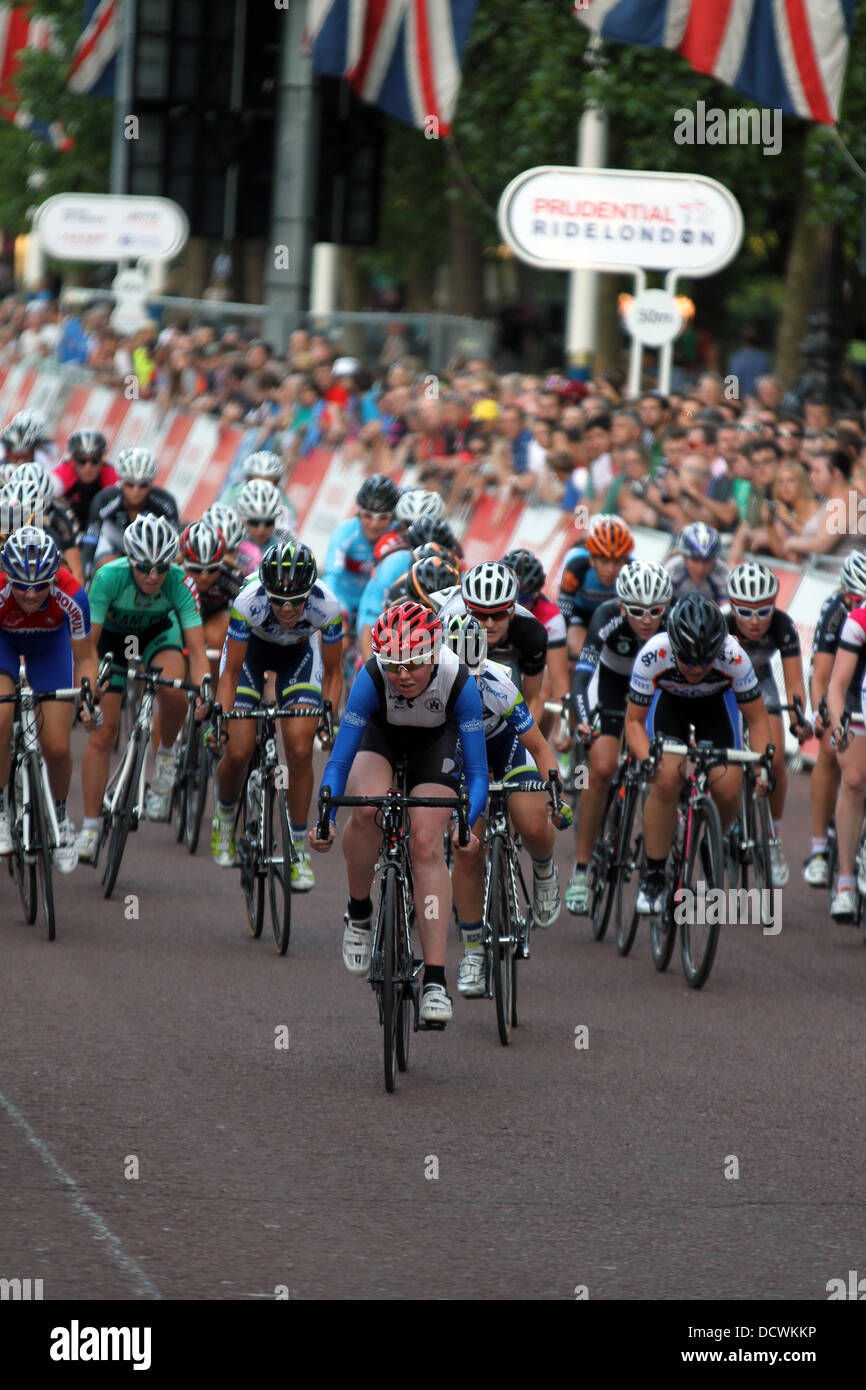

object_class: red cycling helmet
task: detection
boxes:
[371,600,442,666]
[180,520,226,568]
[374,530,406,564]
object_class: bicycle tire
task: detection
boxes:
[680,795,724,989]
[750,790,774,925]
[103,732,147,900]
[650,807,682,973]
[382,866,400,1093]
[11,762,37,924]
[488,836,514,1047]
[31,777,56,942]
[589,781,620,941]
[186,732,209,855]
[615,782,643,957]
[395,877,412,1073]
[267,782,292,955]
[238,781,265,939]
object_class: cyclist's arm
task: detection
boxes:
[518,719,561,784]
[827,647,858,734]
[780,653,807,719]
[624,698,650,763]
[359,622,374,662]
[71,632,98,692]
[320,624,343,718]
[183,622,210,691]
[740,694,771,757]
[320,665,381,819]
[522,670,544,727]
[810,650,834,715]
[453,677,488,825]
[216,634,247,710]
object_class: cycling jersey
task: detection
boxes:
[558,548,616,628]
[51,459,119,529]
[236,521,295,579]
[572,599,644,729]
[195,560,245,619]
[89,558,201,634]
[476,657,534,740]
[523,591,567,649]
[813,592,864,712]
[322,516,377,620]
[0,566,89,639]
[357,546,412,630]
[321,646,488,825]
[629,631,760,706]
[835,607,866,716]
[227,578,343,649]
[725,608,800,713]
[664,554,729,603]
[436,588,547,690]
[82,484,179,572]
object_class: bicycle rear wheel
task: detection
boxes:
[103,733,146,900]
[238,784,264,939]
[749,791,774,926]
[267,782,292,955]
[11,762,37,925]
[589,782,620,941]
[381,867,401,1093]
[615,784,643,957]
[395,883,413,1073]
[650,808,681,973]
[174,714,191,844]
[680,796,724,989]
[488,837,514,1046]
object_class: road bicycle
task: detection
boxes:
[639,735,775,989]
[317,767,470,1093]
[213,700,333,955]
[2,675,95,941]
[96,656,211,899]
[481,773,562,1045]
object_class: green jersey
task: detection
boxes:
[89,559,202,633]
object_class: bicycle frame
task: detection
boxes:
[103,682,155,821]
[13,692,61,857]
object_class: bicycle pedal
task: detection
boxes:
[419,1020,446,1032]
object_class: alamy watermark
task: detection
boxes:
[674,101,782,157]
[673,881,781,936]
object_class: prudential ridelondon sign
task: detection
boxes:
[498,167,744,277]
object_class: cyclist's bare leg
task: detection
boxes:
[642,754,684,859]
[0,671,15,785]
[451,814,486,923]
[152,649,188,747]
[204,612,229,685]
[575,734,619,863]
[811,732,840,838]
[509,789,555,860]
[81,691,122,818]
[342,751,393,898]
[768,713,787,820]
[407,787,453,967]
[834,736,866,876]
[215,717,256,804]
[36,700,75,801]
[707,763,742,833]
[281,710,318,826]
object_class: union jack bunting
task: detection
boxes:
[575,0,857,125]
[308,0,479,136]
[68,0,119,97]
[0,5,71,148]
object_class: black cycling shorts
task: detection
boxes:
[358,720,461,794]
[646,689,745,751]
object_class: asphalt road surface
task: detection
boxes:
[2,739,864,1301]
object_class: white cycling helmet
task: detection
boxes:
[0,475,44,534]
[203,503,245,551]
[616,560,673,608]
[15,461,54,499]
[727,561,779,605]
[840,551,866,598]
[461,561,519,612]
[122,513,179,567]
[394,488,446,525]
[115,447,158,485]
[242,450,284,483]
[236,478,282,522]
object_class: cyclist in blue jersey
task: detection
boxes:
[357,507,457,659]
[322,474,399,632]
[310,600,487,1025]
[558,514,635,659]
[664,522,729,602]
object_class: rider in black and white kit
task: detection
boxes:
[81,447,179,578]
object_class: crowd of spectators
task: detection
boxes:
[3,290,866,565]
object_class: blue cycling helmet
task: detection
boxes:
[2,525,60,584]
[679,522,721,560]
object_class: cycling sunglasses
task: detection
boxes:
[465,602,512,619]
[246,516,276,527]
[731,602,774,620]
[10,579,51,594]
[359,508,393,521]
[185,562,222,575]
[134,560,171,575]
[378,655,431,671]
[623,603,665,620]
[267,589,311,609]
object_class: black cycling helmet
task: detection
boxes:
[406,515,460,552]
[356,473,398,514]
[259,541,318,598]
[667,592,727,667]
[500,548,545,596]
[68,429,107,462]
[406,554,462,609]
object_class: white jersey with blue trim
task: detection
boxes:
[476,658,533,740]
[228,577,343,648]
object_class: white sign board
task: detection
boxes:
[34,193,189,263]
[624,289,682,346]
[498,166,744,275]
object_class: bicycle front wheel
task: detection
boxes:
[615,783,643,957]
[589,782,620,941]
[31,778,56,942]
[103,733,147,900]
[381,866,401,1093]
[267,782,292,955]
[488,837,514,1046]
[11,763,37,924]
[186,733,209,855]
[749,790,774,925]
[238,788,264,939]
[680,795,725,989]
